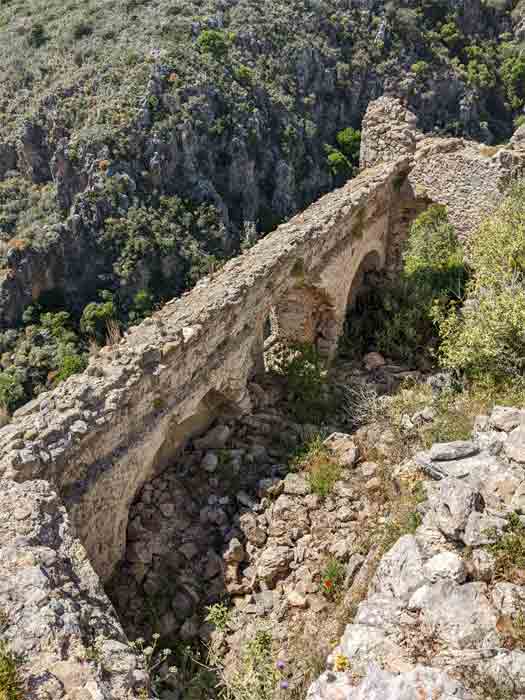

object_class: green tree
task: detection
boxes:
[80,298,116,342]
[0,372,25,413]
[197,30,231,59]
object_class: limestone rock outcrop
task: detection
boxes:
[307,405,525,700]
[0,479,148,700]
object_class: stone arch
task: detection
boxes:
[269,282,338,360]
[347,248,383,312]
[149,388,241,477]
[74,385,242,582]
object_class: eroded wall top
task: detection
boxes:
[360,96,525,238]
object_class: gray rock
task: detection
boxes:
[337,624,408,673]
[0,479,147,698]
[423,550,466,584]
[483,650,525,697]
[256,545,293,587]
[283,472,311,496]
[491,582,525,616]
[323,432,359,467]
[412,406,436,425]
[370,535,426,602]
[254,590,275,615]
[462,511,507,547]
[504,425,525,463]
[194,424,231,450]
[469,548,496,583]
[429,440,478,461]
[202,451,219,472]
[344,554,365,587]
[308,664,474,700]
[419,581,499,649]
[364,352,386,370]
[489,405,525,432]
[429,478,483,540]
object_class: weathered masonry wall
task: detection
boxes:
[2,97,525,700]
[2,98,525,587]
[0,156,412,582]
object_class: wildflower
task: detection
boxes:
[280,680,289,690]
[334,653,350,672]
[323,578,333,592]
[276,659,286,670]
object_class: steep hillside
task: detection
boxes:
[1,0,525,411]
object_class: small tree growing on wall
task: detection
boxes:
[271,341,330,422]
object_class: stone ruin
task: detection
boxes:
[1,97,525,698]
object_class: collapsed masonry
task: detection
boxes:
[1,98,525,699]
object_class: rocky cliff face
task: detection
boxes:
[0,479,148,699]
[1,0,524,328]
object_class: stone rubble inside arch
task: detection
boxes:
[103,353,525,700]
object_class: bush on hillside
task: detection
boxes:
[325,127,361,179]
[437,182,525,379]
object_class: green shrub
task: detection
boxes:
[54,353,87,384]
[212,628,283,700]
[411,60,429,77]
[234,64,254,86]
[320,558,345,599]
[205,602,231,631]
[437,182,525,379]
[0,641,24,700]
[336,127,361,164]
[272,342,329,422]
[403,205,464,277]
[29,22,47,48]
[0,372,25,413]
[325,127,360,179]
[292,436,342,497]
[197,30,230,59]
[129,289,154,323]
[502,52,525,109]
[325,148,351,176]
[343,205,466,365]
[487,512,525,582]
[80,296,116,342]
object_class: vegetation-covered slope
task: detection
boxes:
[1,0,525,411]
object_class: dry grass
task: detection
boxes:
[0,406,10,427]
[479,145,501,157]
[105,318,122,346]
[357,376,525,465]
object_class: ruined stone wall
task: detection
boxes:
[2,98,525,585]
[361,96,525,240]
[0,156,410,583]
[2,97,525,699]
